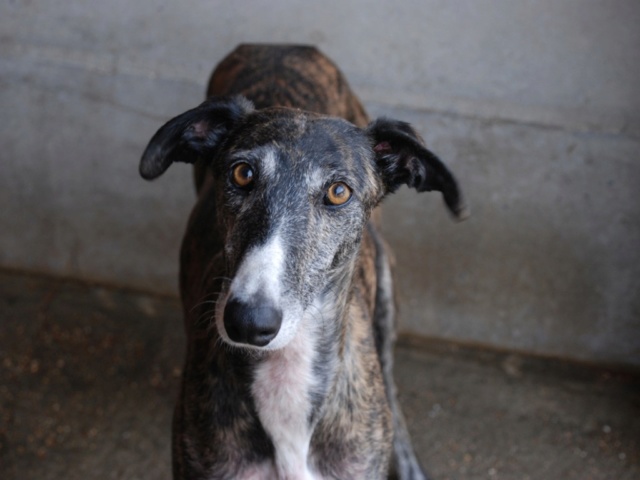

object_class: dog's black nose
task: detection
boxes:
[223,298,282,347]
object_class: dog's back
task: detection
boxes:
[208,44,368,124]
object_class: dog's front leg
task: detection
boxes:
[371,230,429,480]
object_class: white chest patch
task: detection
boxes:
[251,318,321,479]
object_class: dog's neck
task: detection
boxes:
[248,258,358,478]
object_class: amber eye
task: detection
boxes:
[231,162,254,188]
[325,182,352,206]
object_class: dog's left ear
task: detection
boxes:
[367,118,468,220]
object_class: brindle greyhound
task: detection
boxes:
[140,44,466,480]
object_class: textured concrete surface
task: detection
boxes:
[373,104,640,367]
[1,1,639,365]
[1,270,639,479]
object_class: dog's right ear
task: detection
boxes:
[139,95,253,180]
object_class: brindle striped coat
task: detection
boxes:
[140,44,465,479]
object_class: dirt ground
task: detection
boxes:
[1,270,638,479]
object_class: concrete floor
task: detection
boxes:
[1,270,638,480]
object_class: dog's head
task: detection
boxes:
[140,96,466,351]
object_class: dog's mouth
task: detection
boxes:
[214,228,302,350]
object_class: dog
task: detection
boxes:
[140,44,466,480]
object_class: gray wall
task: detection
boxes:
[1,1,639,366]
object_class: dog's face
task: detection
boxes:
[140,96,466,351]
[210,109,382,350]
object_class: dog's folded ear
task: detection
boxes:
[139,95,254,180]
[367,118,468,220]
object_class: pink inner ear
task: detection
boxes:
[191,120,210,138]
[374,141,392,153]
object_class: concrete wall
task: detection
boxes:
[1,1,639,366]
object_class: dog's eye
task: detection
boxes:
[325,182,352,206]
[231,163,254,188]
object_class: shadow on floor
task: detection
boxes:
[1,270,638,479]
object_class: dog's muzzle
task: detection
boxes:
[223,297,283,347]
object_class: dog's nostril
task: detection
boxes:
[223,298,282,347]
